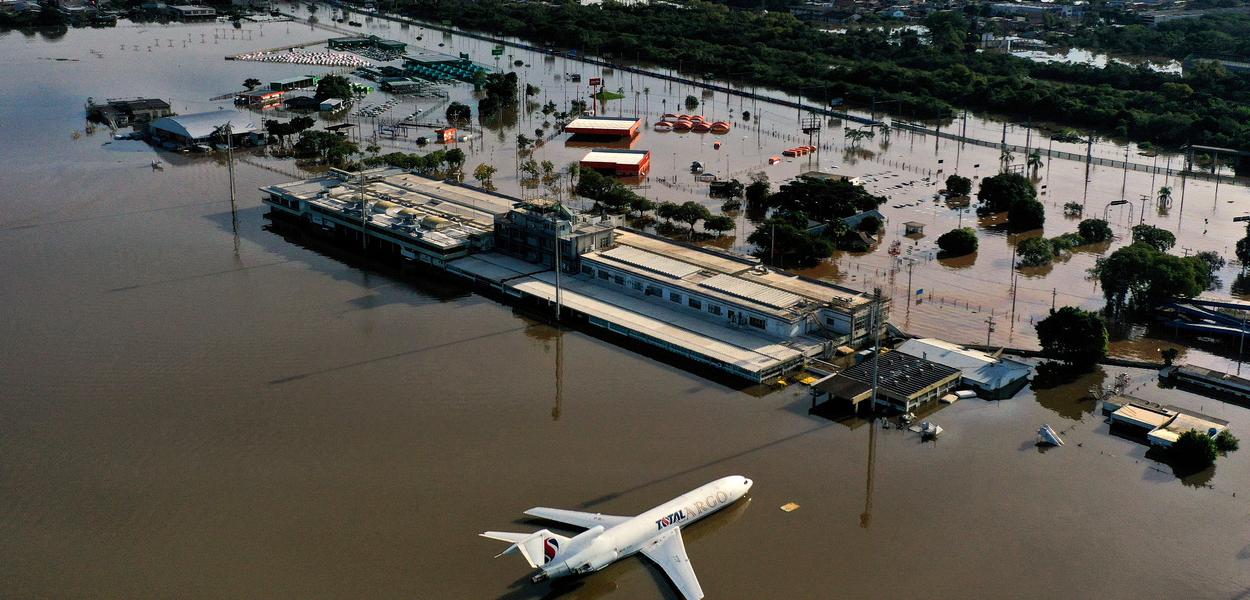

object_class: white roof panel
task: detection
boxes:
[581,150,648,165]
[699,273,801,310]
[599,246,700,279]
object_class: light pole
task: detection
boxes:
[1104,199,1133,225]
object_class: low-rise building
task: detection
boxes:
[86,98,173,127]
[235,89,284,107]
[149,112,257,146]
[578,229,883,347]
[565,116,642,139]
[166,4,215,20]
[579,149,651,177]
[261,169,512,267]
[813,350,961,413]
[1102,395,1230,447]
[493,200,615,271]
[270,75,315,92]
[895,338,1031,399]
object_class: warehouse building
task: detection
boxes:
[270,75,316,92]
[149,112,258,147]
[565,116,642,139]
[579,149,651,177]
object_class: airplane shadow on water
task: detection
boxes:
[495,499,753,600]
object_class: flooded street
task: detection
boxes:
[3,9,1250,599]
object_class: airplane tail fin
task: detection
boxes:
[480,529,569,569]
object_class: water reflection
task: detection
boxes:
[1033,369,1104,421]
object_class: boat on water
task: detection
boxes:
[150,160,163,169]
[654,121,673,132]
[917,421,942,438]
[1037,425,1064,446]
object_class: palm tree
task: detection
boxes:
[1027,150,1043,175]
[1157,185,1173,208]
[1000,147,1015,170]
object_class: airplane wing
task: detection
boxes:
[640,527,704,600]
[524,507,631,529]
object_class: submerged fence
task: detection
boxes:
[891,121,1246,186]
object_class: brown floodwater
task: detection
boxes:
[3,8,1250,599]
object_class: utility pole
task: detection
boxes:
[224,122,238,255]
[869,287,883,415]
[358,169,368,250]
[1051,288,1057,313]
[1240,309,1247,376]
[554,226,563,321]
[985,311,996,347]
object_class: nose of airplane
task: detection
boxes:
[740,476,753,490]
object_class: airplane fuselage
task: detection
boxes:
[537,475,752,581]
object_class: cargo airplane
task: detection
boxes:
[481,475,753,599]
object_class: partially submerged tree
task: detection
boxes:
[945,174,972,197]
[1077,218,1112,244]
[1034,306,1108,371]
[937,227,978,257]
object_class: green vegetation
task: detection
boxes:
[703,214,735,236]
[1065,14,1250,61]
[745,178,770,204]
[366,149,459,175]
[314,75,353,102]
[684,95,699,110]
[977,173,1044,232]
[293,130,358,166]
[1171,431,1218,471]
[263,116,315,148]
[391,0,1250,157]
[1034,306,1108,371]
[477,72,519,117]
[576,168,651,217]
[1093,242,1218,312]
[243,78,261,91]
[936,227,978,257]
[1130,224,1176,252]
[1215,430,1241,453]
[446,101,472,124]
[1077,218,1113,244]
[739,175,886,261]
[763,176,885,222]
[747,212,834,268]
[944,174,972,197]
[1016,236,1055,268]
[472,163,497,188]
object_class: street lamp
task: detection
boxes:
[1104,199,1133,224]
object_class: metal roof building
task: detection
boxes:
[579,149,651,176]
[815,350,961,413]
[578,229,883,349]
[149,112,257,145]
[895,338,1031,399]
[565,116,642,138]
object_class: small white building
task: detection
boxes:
[895,338,1031,399]
[319,98,344,112]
